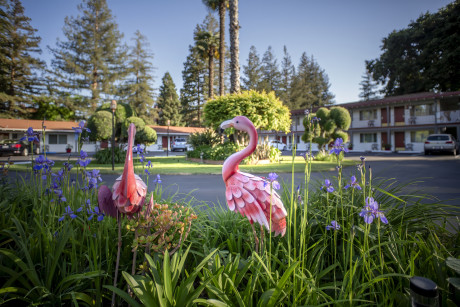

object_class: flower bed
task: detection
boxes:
[0,127,458,306]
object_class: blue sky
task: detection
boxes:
[22,0,452,104]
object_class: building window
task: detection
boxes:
[360,133,377,143]
[295,117,300,126]
[359,110,377,120]
[49,134,67,144]
[410,130,434,143]
[296,135,300,144]
[410,104,435,116]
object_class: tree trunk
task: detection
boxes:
[229,0,240,94]
[208,50,215,100]
[219,1,226,96]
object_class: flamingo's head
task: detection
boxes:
[220,116,254,133]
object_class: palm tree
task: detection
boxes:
[195,30,220,99]
[229,0,240,93]
[202,0,227,96]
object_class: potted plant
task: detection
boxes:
[382,143,391,151]
[66,144,73,153]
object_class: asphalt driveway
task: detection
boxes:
[3,152,460,210]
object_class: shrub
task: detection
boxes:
[314,150,332,161]
[187,142,238,161]
[244,143,281,164]
[188,128,221,148]
[95,147,126,164]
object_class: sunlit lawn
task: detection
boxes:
[8,155,356,175]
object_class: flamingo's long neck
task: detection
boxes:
[120,126,136,197]
[222,124,258,182]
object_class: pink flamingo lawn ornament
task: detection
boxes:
[98,123,147,306]
[220,116,287,251]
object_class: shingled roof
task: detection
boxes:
[0,118,77,132]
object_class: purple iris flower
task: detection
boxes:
[77,150,91,168]
[359,197,388,224]
[58,206,76,221]
[329,138,349,155]
[87,206,105,221]
[321,179,334,193]
[145,169,151,176]
[326,220,340,231]
[20,127,39,142]
[146,160,152,168]
[344,175,362,190]
[264,172,280,190]
[154,174,162,184]
[72,120,90,134]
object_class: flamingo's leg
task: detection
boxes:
[250,222,259,253]
[260,224,265,253]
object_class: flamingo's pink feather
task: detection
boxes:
[225,170,287,237]
[98,185,118,218]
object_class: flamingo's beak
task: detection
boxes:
[220,119,234,134]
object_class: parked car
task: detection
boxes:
[171,138,187,152]
[269,140,287,151]
[123,143,147,153]
[424,134,458,155]
[0,139,40,156]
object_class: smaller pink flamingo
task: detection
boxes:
[98,123,147,307]
[220,116,287,250]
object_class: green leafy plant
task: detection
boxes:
[107,246,218,307]
[94,147,126,164]
[188,128,221,149]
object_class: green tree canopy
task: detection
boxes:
[367,1,460,96]
[31,95,75,121]
[290,53,334,109]
[118,30,156,124]
[121,116,156,144]
[87,110,113,141]
[157,72,182,126]
[302,106,351,150]
[49,0,127,114]
[242,45,263,91]
[0,0,44,118]
[204,90,291,133]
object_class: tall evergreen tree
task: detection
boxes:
[242,45,263,91]
[229,0,240,93]
[290,52,334,109]
[180,45,206,127]
[367,1,460,96]
[0,0,44,118]
[194,29,219,100]
[279,45,295,108]
[260,46,281,94]
[49,0,127,115]
[157,72,182,126]
[359,62,378,101]
[119,30,156,124]
[202,0,227,96]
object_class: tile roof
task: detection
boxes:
[0,118,77,131]
[149,125,207,134]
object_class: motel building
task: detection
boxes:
[0,118,206,154]
[261,91,460,153]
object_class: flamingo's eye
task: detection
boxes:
[236,121,239,124]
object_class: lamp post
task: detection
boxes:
[110,100,117,171]
[166,119,170,157]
